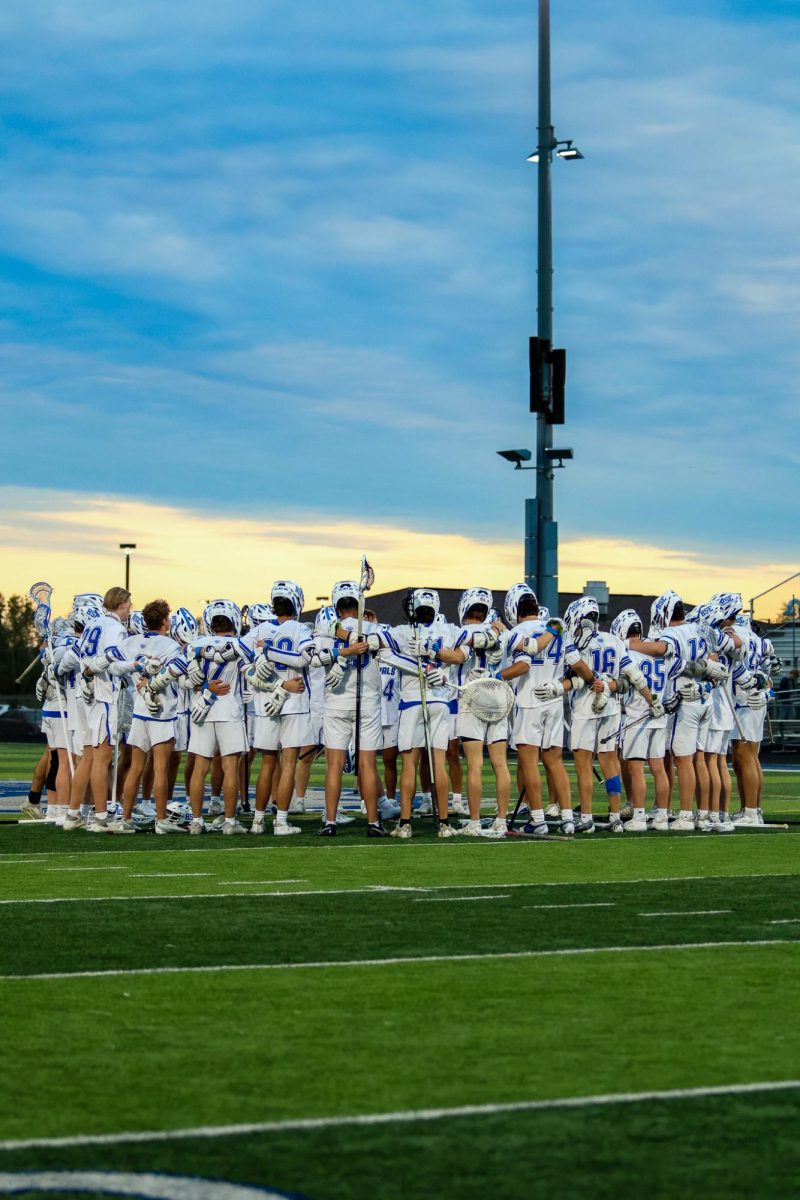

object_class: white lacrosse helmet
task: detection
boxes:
[409,589,440,621]
[52,616,74,637]
[734,611,751,629]
[169,607,198,646]
[202,599,242,635]
[72,592,103,610]
[331,581,360,614]
[537,606,551,624]
[73,600,103,628]
[564,598,600,644]
[650,590,682,632]
[709,592,743,624]
[504,583,538,626]
[271,579,304,615]
[314,605,337,633]
[248,602,275,626]
[458,587,493,626]
[611,608,642,641]
[434,612,448,627]
[128,610,147,635]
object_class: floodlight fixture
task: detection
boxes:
[544,447,574,469]
[497,448,534,470]
[527,139,583,163]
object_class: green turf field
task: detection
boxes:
[2,745,800,1199]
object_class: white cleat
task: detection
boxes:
[378,797,401,821]
[107,818,137,835]
[86,818,110,834]
[649,812,670,832]
[574,815,595,834]
[559,819,575,836]
[288,796,305,814]
[390,823,412,839]
[415,796,433,816]
[155,818,188,835]
[608,817,624,834]
[731,812,762,828]
[189,819,206,836]
[207,798,224,818]
[624,816,648,833]
[449,798,467,816]
[715,817,736,833]
[19,799,46,821]
[222,820,248,835]
[63,812,86,831]
[274,821,301,836]
[671,813,697,832]
[544,802,560,819]
[249,819,266,836]
[437,822,459,838]
[458,820,484,837]
[335,811,356,825]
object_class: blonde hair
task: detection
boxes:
[103,586,131,612]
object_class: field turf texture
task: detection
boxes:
[1,744,799,1199]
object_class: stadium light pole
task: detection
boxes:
[119,543,136,591]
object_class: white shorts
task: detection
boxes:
[189,719,249,758]
[323,705,383,753]
[398,703,451,753]
[382,724,398,750]
[668,700,711,757]
[252,712,314,752]
[173,712,190,753]
[570,713,618,755]
[705,727,732,756]
[448,711,458,742]
[457,707,509,745]
[41,714,73,753]
[622,720,666,762]
[127,716,176,753]
[310,707,324,747]
[513,701,563,751]
[87,700,119,748]
[730,707,766,744]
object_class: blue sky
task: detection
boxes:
[1,0,799,582]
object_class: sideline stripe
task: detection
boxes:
[1,1079,798,1151]
[0,873,797,905]
[0,938,793,982]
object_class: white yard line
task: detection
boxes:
[412,895,510,903]
[0,938,792,983]
[522,902,616,910]
[216,879,308,886]
[638,910,732,917]
[128,873,214,879]
[769,918,800,925]
[1,1078,797,1152]
[46,866,130,872]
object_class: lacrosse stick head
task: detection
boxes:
[461,677,515,723]
[359,556,375,593]
[29,581,53,608]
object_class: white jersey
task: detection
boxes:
[123,632,184,722]
[379,655,400,727]
[621,648,667,727]
[570,631,628,720]
[317,617,383,715]
[76,614,130,704]
[189,635,248,723]
[505,619,577,709]
[245,618,311,717]
[41,633,76,721]
[657,621,709,704]
[732,627,770,713]
[451,621,497,688]
[383,623,457,708]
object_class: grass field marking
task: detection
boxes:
[128,873,215,879]
[522,902,616,909]
[411,895,511,903]
[769,918,800,924]
[0,938,793,983]
[638,910,732,917]
[1,1078,798,1152]
[216,879,308,885]
[46,866,130,872]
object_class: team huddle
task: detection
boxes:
[26,575,776,838]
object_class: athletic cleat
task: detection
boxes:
[415,796,433,816]
[608,817,624,834]
[222,820,248,835]
[559,819,576,836]
[335,811,356,825]
[274,821,301,836]
[249,820,266,836]
[107,818,137,835]
[521,821,549,839]
[671,813,697,832]
[481,818,509,839]
[449,797,467,816]
[155,818,188,835]
[619,802,634,822]
[574,815,595,834]
[731,812,762,828]
[714,817,736,833]
[63,812,86,831]
[367,822,390,838]
[390,823,412,839]
[86,818,110,834]
[437,822,459,838]
[288,796,306,814]
[19,799,45,821]
[189,819,206,836]
[649,812,670,832]
[544,802,560,819]
[318,822,337,837]
[624,815,648,833]
[208,798,224,817]
[378,797,401,821]
[458,820,484,837]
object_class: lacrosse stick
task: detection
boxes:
[15,652,43,685]
[507,787,527,832]
[599,694,681,746]
[453,676,515,724]
[353,555,375,780]
[404,590,439,830]
[28,582,74,778]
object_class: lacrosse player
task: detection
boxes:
[564,596,663,834]
[446,588,510,836]
[63,586,134,832]
[313,582,388,837]
[291,605,331,814]
[34,616,78,822]
[610,609,670,832]
[730,612,773,827]
[244,580,312,836]
[382,589,461,838]
[184,599,253,835]
[378,631,402,819]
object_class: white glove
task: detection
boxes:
[698,658,728,683]
[534,680,562,701]
[35,673,49,703]
[134,654,163,678]
[569,675,586,693]
[486,645,503,667]
[79,674,95,703]
[309,646,335,669]
[468,666,489,682]
[409,634,436,661]
[615,675,631,697]
[252,654,277,687]
[186,658,206,687]
[142,686,163,716]
[325,660,347,691]
[677,679,701,702]
[190,688,216,725]
[364,632,381,653]
[425,667,448,688]
[649,696,666,720]
[262,686,289,717]
[747,690,768,710]
[471,628,499,651]
[591,678,611,714]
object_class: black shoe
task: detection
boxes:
[367,822,389,838]
[318,822,337,837]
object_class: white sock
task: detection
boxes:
[560,807,573,820]
[452,793,462,804]
[634,807,645,819]
[531,808,545,824]
[224,816,236,827]
[276,809,288,825]
[94,812,107,823]
[746,807,759,817]
[252,810,265,824]
[697,809,708,820]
